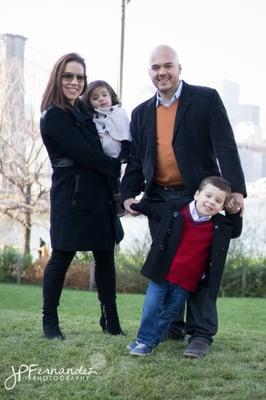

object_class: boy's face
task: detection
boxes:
[194,183,227,217]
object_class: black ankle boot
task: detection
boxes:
[43,309,65,340]
[101,303,125,336]
[99,304,107,332]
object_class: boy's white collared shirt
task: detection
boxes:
[189,200,212,222]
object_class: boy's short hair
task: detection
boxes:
[199,176,231,201]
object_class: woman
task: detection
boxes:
[40,53,124,339]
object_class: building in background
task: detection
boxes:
[218,80,240,130]
[0,33,27,128]
[0,33,27,193]
[239,104,260,126]
[216,79,266,182]
[0,32,49,202]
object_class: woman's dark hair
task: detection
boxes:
[83,80,120,109]
[41,53,87,112]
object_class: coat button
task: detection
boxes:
[105,130,109,134]
[173,211,178,217]
[159,245,165,250]
[214,225,219,229]
[110,107,113,111]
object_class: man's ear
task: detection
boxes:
[194,190,199,201]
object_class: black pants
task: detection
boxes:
[145,183,217,344]
[43,249,116,311]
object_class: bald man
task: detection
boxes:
[121,44,246,358]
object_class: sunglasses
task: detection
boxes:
[61,72,86,83]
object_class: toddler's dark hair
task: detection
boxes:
[83,80,120,109]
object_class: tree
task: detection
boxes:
[0,59,50,255]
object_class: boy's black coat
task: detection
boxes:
[132,199,242,300]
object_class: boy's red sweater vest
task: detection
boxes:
[165,205,214,292]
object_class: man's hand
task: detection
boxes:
[226,192,244,216]
[123,198,140,216]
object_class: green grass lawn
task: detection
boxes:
[0,283,265,400]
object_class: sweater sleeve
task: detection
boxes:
[226,212,243,238]
[120,109,146,201]
[131,199,178,220]
[118,140,131,163]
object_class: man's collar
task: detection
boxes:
[156,80,183,107]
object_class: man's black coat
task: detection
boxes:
[121,81,246,200]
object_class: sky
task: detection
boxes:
[1,0,266,133]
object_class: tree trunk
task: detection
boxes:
[24,185,32,255]
[16,254,23,284]
[241,265,247,297]
[24,210,31,255]
[89,261,95,291]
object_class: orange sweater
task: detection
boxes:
[154,102,183,186]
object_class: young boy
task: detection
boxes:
[127,176,242,356]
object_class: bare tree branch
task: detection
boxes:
[0,60,50,254]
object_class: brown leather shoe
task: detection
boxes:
[183,339,210,358]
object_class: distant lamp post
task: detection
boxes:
[118,0,131,102]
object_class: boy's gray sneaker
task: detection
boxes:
[127,340,139,351]
[184,334,192,344]
[183,339,210,359]
[130,343,153,356]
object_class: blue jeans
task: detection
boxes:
[145,183,217,344]
[136,280,190,348]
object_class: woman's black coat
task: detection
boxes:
[40,103,123,251]
[132,199,242,301]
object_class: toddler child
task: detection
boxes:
[84,80,131,216]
